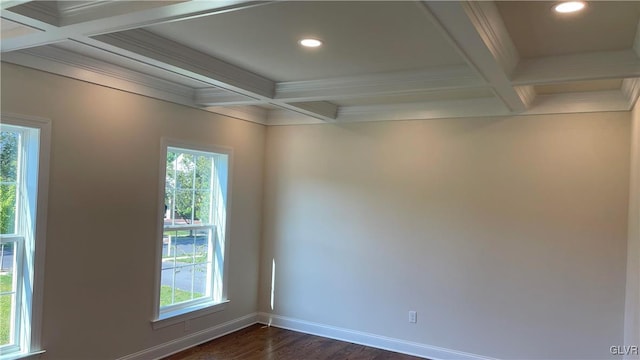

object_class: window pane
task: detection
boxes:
[0,294,12,346]
[195,190,212,224]
[195,156,212,191]
[0,185,16,235]
[175,153,194,190]
[160,229,210,307]
[174,190,194,224]
[0,242,15,347]
[0,131,19,183]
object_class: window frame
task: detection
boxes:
[152,138,233,329]
[0,113,50,360]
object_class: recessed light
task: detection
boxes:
[554,1,586,13]
[299,38,322,48]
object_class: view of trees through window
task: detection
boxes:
[0,131,18,234]
[160,148,219,310]
[0,130,19,345]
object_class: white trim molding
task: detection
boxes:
[117,313,258,360]
[257,312,498,360]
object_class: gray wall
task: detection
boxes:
[260,113,630,359]
[1,63,265,360]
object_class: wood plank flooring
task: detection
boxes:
[163,324,424,360]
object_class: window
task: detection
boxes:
[154,142,231,324]
[0,115,49,359]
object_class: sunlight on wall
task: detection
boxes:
[270,258,276,311]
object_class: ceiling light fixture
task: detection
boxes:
[553,1,586,13]
[299,38,323,48]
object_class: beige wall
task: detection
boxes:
[1,63,265,360]
[626,99,640,359]
[260,113,631,359]
[1,61,635,360]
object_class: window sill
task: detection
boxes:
[151,300,229,330]
[0,350,46,360]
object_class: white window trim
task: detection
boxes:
[151,138,233,329]
[0,113,50,360]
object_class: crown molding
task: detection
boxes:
[513,50,640,85]
[524,90,630,115]
[95,29,275,98]
[287,101,339,120]
[7,1,60,26]
[195,88,261,106]
[94,30,337,122]
[266,109,327,126]
[3,46,197,105]
[204,106,269,125]
[9,44,195,99]
[0,1,262,52]
[421,1,527,112]
[463,1,520,76]
[1,1,31,10]
[337,97,508,123]
[57,1,111,17]
[622,78,640,109]
[275,66,485,102]
[514,86,536,109]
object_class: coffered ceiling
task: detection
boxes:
[2,1,640,125]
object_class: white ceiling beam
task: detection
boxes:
[274,66,485,102]
[196,66,486,105]
[287,101,338,120]
[93,29,337,122]
[523,90,630,115]
[1,0,262,52]
[2,44,196,108]
[336,97,508,123]
[421,1,530,113]
[195,88,261,106]
[512,50,640,85]
[94,29,275,98]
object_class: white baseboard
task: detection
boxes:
[257,312,497,360]
[117,312,258,360]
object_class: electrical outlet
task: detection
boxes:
[409,311,417,323]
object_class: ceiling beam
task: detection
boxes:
[94,29,275,98]
[421,1,530,113]
[274,66,485,103]
[287,101,338,120]
[523,90,630,115]
[195,88,261,106]
[512,50,640,85]
[195,66,486,106]
[1,0,263,52]
[94,29,337,121]
[2,44,196,107]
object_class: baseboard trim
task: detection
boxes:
[257,312,497,360]
[117,312,258,360]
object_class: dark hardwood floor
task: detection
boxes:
[163,324,424,360]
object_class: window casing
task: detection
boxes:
[154,141,231,324]
[0,115,49,360]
